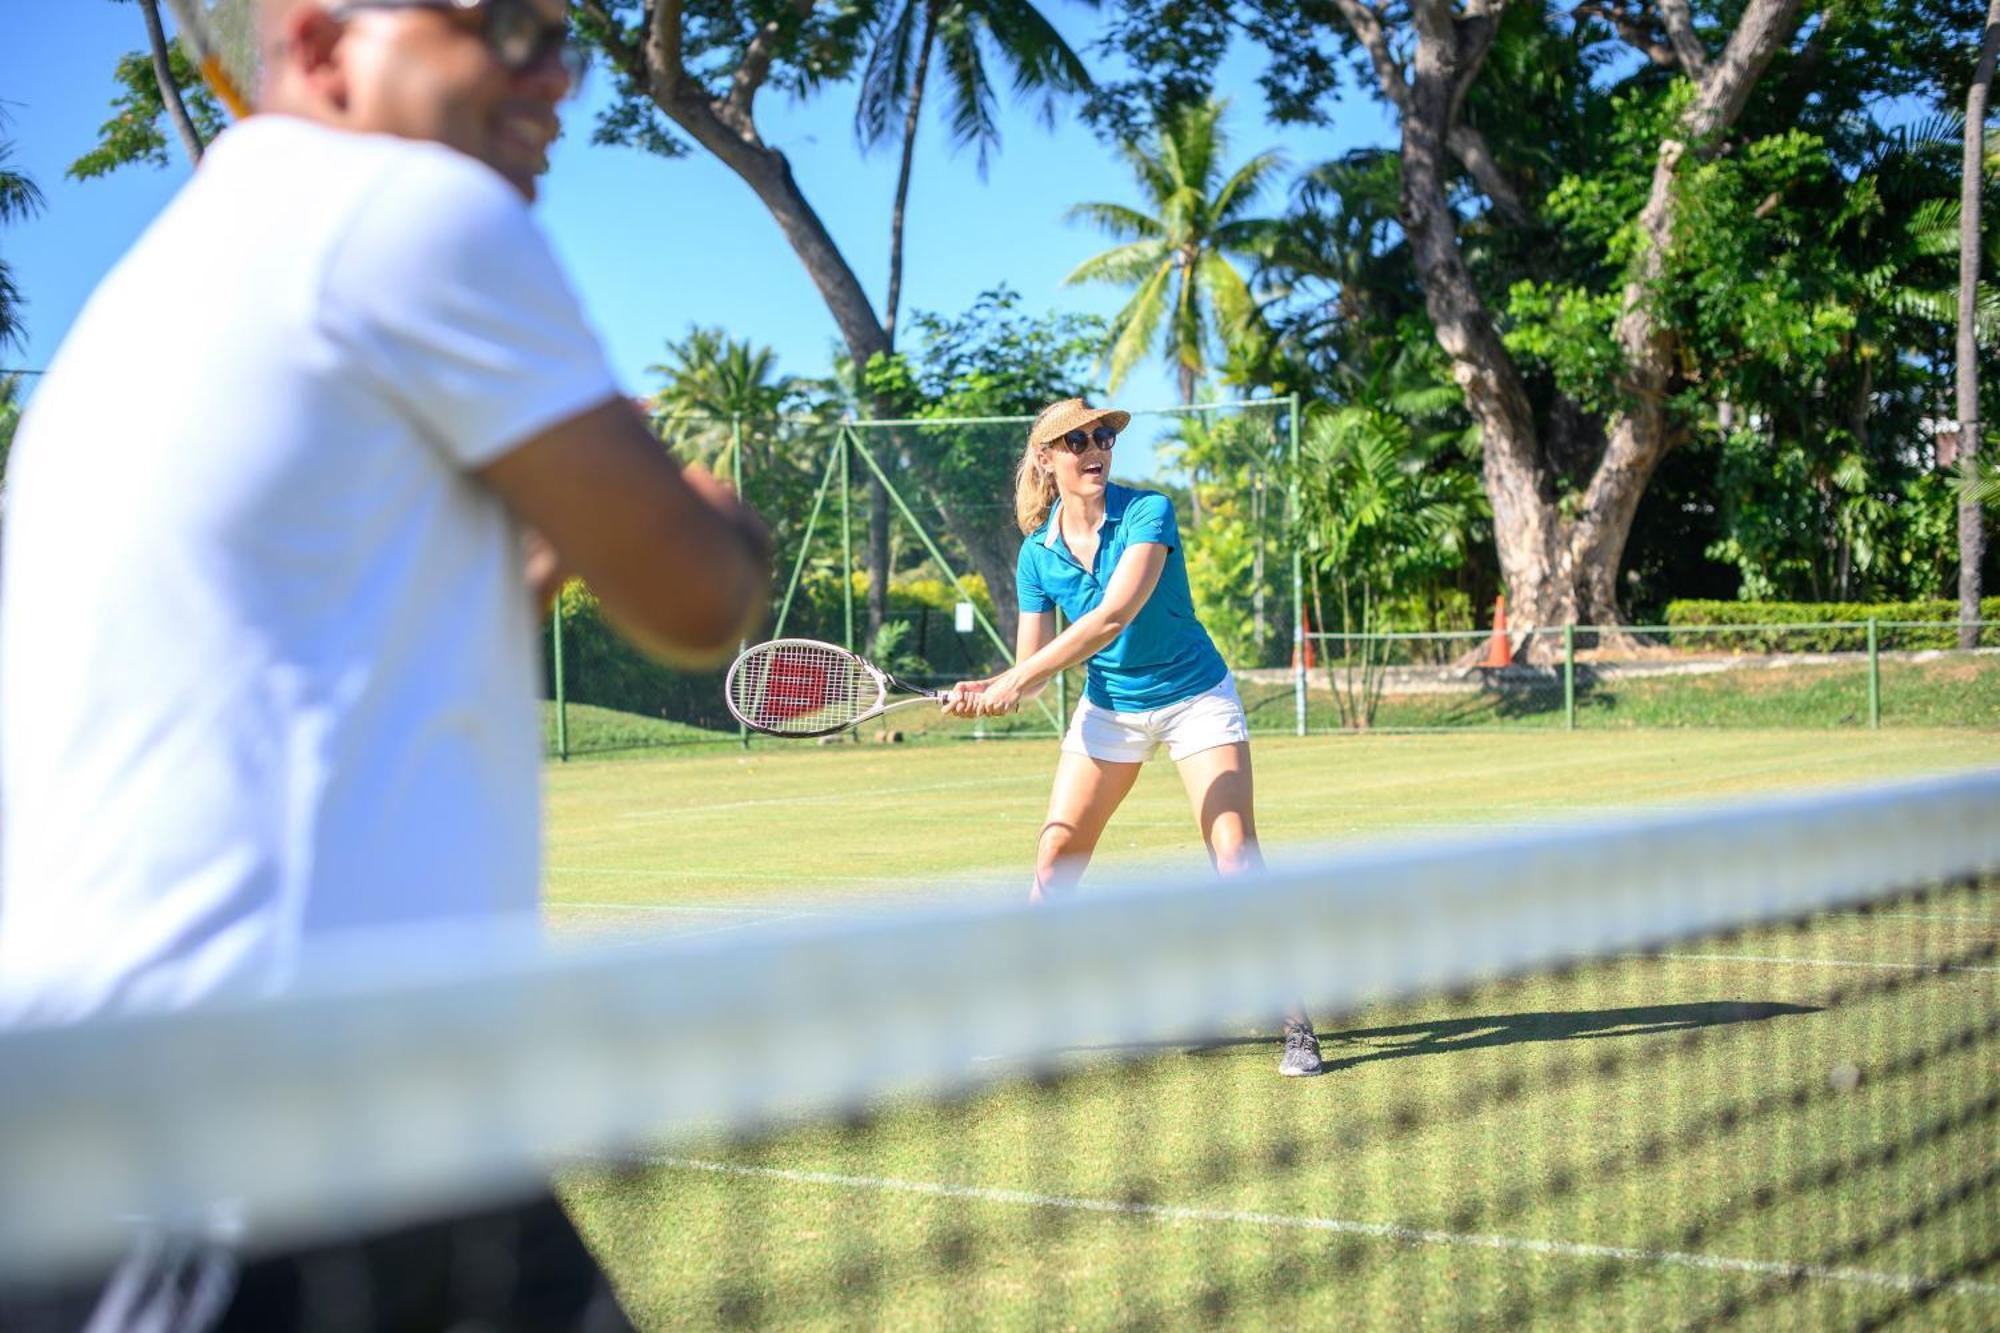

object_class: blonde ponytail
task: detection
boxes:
[1014,403,1066,534]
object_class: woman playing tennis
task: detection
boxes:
[945,398,1321,1077]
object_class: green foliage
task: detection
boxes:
[1664,597,2000,652]
[1159,409,1291,667]
[862,286,1103,530]
[1500,283,1623,413]
[0,112,45,352]
[854,0,1096,174]
[68,45,224,180]
[578,0,874,158]
[546,581,733,732]
[0,373,28,480]
[1295,396,1486,727]
[646,327,813,468]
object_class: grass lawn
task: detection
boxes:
[544,731,2000,1328]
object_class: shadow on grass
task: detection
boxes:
[1067,1000,1818,1064]
[1312,1000,1818,1072]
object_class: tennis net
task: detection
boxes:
[2,769,1997,1327]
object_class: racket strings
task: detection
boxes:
[731,643,877,734]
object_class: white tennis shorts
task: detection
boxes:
[1061,675,1252,764]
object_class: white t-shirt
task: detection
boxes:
[0,117,619,1024]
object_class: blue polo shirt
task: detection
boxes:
[1016,483,1229,712]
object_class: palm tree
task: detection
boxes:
[1064,98,1285,403]
[0,119,46,353]
[854,0,1095,642]
[856,0,1095,345]
[645,327,798,476]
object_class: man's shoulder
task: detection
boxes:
[214,117,523,222]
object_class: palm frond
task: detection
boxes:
[854,0,924,149]
[1063,201,1164,240]
[1211,149,1289,225]
[0,143,45,227]
[937,11,1003,173]
[977,0,1093,126]
[1103,262,1174,392]
[1064,238,1169,286]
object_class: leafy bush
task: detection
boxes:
[544,582,734,733]
[1663,599,2000,652]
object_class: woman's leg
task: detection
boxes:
[1174,742,1321,1075]
[1033,750,1144,902]
[1172,740,1261,877]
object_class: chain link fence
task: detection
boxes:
[544,401,1298,757]
[539,401,1995,755]
[1237,619,1999,734]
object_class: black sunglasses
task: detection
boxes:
[330,0,584,78]
[1054,425,1118,456]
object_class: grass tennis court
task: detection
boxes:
[544,732,2000,1328]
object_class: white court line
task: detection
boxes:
[1644,953,2000,974]
[545,866,1004,885]
[651,1157,2000,1300]
[547,901,823,916]
[615,775,1038,822]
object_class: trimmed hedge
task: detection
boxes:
[1662,599,2000,653]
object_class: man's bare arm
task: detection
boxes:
[479,398,770,666]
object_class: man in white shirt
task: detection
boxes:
[0,0,764,1327]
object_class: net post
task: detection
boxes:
[1563,623,1576,732]
[840,426,855,654]
[1288,393,1306,738]
[1867,616,1881,728]
[551,600,567,762]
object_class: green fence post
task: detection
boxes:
[733,416,749,749]
[1054,609,1069,738]
[1563,624,1576,732]
[1288,393,1306,738]
[551,602,568,762]
[1867,617,1881,729]
[840,426,855,653]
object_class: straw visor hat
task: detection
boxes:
[1030,398,1132,450]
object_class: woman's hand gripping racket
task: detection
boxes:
[725,639,946,738]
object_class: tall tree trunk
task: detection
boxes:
[1334,0,1802,656]
[588,2,1031,640]
[1959,0,2000,648]
[870,5,938,641]
[1395,0,1573,641]
[139,0,206,166]
[883,3,938,347]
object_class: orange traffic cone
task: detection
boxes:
[1479,595,1514,668]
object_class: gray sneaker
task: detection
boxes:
[1279,1020,1323,1077]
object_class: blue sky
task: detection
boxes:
[1,2,1391,478]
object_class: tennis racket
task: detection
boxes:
[724,639,947,738]
[163,0,261,120]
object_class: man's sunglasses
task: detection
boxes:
[329,0,583,78]
[1054,425,1118,455]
